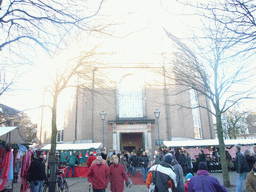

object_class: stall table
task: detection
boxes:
[60,166,89,178]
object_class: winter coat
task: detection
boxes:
[110,163,129,192]
[66,154,79,166]
[101,152,107,160]
[186,155,192,170]
[185,179,190,192]
[198,153,206,163]
[139,156,149,168]
[245,167,256,192]
[236,151,250,174]
[87,162,110,190]
[27,156,46,182]
[188,170,227,192]
[172,162,185,192]
[245,154,254,171]
[179,154,186,167]
[129,155,139,167]
[146,162,177,192]
[87,155,96,168]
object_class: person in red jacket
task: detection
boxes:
[110,155,132,192]
[184,172,193,192]
[87,151,96,168]
[88,156,110,192]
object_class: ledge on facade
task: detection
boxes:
[108,118,155,124]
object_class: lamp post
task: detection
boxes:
[100,111,106,145]
[154,109,160,145]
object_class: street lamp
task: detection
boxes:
[100,111,106,145]
[154,109,161,145]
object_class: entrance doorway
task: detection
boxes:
[121,132,143,152]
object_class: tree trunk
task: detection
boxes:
[49,96,58,192]
[216,109,230,187]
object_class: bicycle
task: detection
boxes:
[43,167,69,192]
[56,167,69,192]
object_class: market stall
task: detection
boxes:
[0,127,29,191]
[163,139,256,172]
[42,142,102,177]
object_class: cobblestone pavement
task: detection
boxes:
[12,171,241,192]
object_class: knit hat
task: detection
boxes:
[163,154,173,164]
[198,162,208,170]
[36,150,44,157]
[186,173,193,180]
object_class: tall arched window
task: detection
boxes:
[190,89,202,139]
[118,75,143,118]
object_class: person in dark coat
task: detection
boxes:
[172,159,185,192]
[184,150,192,175]
[101,148,107,160]
[198,150,206,163]
[27,150,46,192]
[109,155,132,192]
[244,150,254,171]
[128,152,139,176]
[179,150,186,175]
[235,145,250,192]
[174,148,180,162]
[139,151,149,182]
[188,162,227,192]
[137,148,143,157]
[245,158,256,192]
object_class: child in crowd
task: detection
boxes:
[185,173,193,192]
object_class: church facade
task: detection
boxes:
[38,62,214,153]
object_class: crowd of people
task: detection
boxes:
[25,144,256,192]
[85,145,256,192]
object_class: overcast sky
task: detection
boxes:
[1,0,255,124]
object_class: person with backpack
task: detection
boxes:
[146,154,177,192]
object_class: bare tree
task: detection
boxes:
[163,5,256,185]
[222,107,249,139]
[43,46,111,191]
[0,0,104,96]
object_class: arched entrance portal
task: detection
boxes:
[121,133,143,152]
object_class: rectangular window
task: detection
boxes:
[57,129,64,142]
[119,90,143,118]
[190,89,202,139]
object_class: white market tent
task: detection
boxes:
[0,126,25,144]
[163,139,256,148]
[41,142,102,151]
[0,127,17,136]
